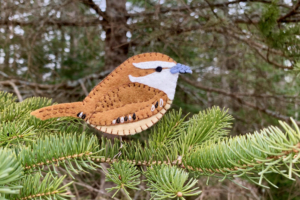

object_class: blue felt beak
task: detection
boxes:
[170,63,192,74]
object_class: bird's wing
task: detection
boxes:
[87,82,170,127]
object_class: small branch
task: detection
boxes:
[253,47,292,70]
[126,0,290,17]
[79,79,89,96]
[8,81,23,102]
[0,71,110,102]
[278,0,300,22]
[217,27,287,58]
[2,16,300,29]
[80,0,108,20]
[0,71,9,78]
[203,0,220,19]
[93,142,300,172]
[0,19,102,27]
[181,76,300,125]
[73,182,120,200]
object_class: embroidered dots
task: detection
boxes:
[133,113,136,120]
[112,116,130,124]
[151,105,155,112]
[77,112,86,119]
[77,112,83,118]
[159,99,164,107]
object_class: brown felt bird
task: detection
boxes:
[31,52,192,135]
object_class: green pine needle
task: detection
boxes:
[0,97,52,123]
[0,92,16,111]
[0,148,23,197]
[0,121,36,147]
[184,106,233,144]
[178,106,233,156]
[104,161,140,199]
[149,109,187,147]
[9,173,73,200]
[186,118,300,188]
[144,165,201,200]
[18,133,102,178]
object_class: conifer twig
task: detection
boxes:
[181,76,300,125]
[8,81,23,102]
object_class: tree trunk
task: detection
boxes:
[104,0,128,71]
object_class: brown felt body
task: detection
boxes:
[82,52,176,115]
[88,82,168,126]
[30,102,84,120]
[30,52,176,134]
[87,99,173,135]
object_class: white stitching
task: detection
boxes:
[159,99,164,107]
[151,105,155,111]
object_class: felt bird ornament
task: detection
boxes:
[31,53,192,135]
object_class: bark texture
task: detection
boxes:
[104,0,128,70]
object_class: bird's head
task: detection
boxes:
[93,53,192,102]
[126,53,192,100]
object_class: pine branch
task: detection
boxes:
[178,107,233,155]
[149,109,187,148]
[18,133,102,179]
[0,95,85,147]
[0,97,52,123]
[9,173,73,200]
[0,121,36,147]
[185,119,300,188]
[144,165,201,200]
[181,76,300,125]
[0,148,23,197]
[0,92,16,111]
[95,107,233,167]
[103,161,140,199]
[96,137,180,167]
[93,109,300,191]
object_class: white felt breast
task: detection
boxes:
[129,69,179,100]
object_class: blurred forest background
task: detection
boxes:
[1,0,300,199]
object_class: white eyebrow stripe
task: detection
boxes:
[133,61,176,69]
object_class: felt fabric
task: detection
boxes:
[129,70,179,100]
[133,61,176,69]
[82,52,176,115]
[30,52,186,135]
[170,63,193,74]
[87,99,173,135]
[88,83,168,126]
[30,102,84,120]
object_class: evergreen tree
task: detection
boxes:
[2,91,300,199]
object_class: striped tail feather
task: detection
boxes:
[30,102,84,120]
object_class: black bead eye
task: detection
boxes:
[155,66,162,72]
